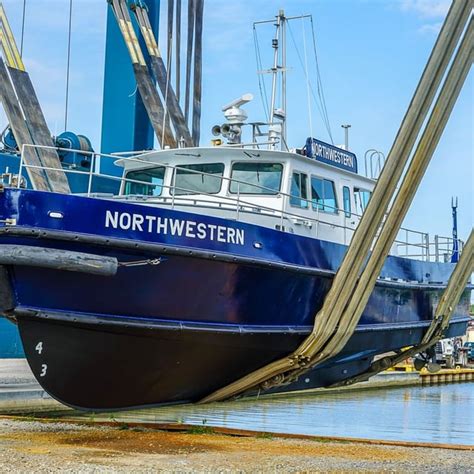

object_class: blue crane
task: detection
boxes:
[0,1,155,357]
[100,1,160,165]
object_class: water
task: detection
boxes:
[93,383,474,445]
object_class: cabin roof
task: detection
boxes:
[115,146,377,186]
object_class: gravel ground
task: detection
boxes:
[0,418,473,473]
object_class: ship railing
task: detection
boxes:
[116,161,363,243]
[395,230,464,263]
[16,144,462,263]
[363,149,386,179]
[16,143,347,239]
[122,164,321,235]
[17,144,125,196]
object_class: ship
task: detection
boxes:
[0,3,471,410]
[0,134,471,409]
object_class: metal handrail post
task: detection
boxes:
[171,168,177,209]
[236,183,240,221]
[280,193,284,228]
[406,229,409,256]
[315,204,319,237]
[424,233,430,261]
[87,154,95,196]
[344,214,347,244]
[119,173,125,195]
[18,144,25,189]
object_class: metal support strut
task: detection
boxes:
[200,0,473,404]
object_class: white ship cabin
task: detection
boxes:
[116,142,375,248]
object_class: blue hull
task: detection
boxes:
[0,151,115,358]
[0,188,470,409]
[15,312,468,409]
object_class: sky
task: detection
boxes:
[1,0,472,243]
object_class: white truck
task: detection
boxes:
[435,339,455,368]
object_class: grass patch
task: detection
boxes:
[310,437,352,444]
[186,426,215,435]
[20,415,37,423]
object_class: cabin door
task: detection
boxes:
[341,179,357,245]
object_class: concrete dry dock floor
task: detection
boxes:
[0,417,473,472]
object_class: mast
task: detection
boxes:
[281,10,287,147]
[254,11,311,151]
[269,12,281,128]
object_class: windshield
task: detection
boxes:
[124,167,166,196]
[230,162,283,195]
[172,163,225,195]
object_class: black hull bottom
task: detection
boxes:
[17,315,468,411]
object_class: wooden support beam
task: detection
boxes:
[191,0,203,146]
[0,244,118,276]
[175,0,181,103]
[133,5,193,146]
[295,0,471,362]
[184,0,194,124]
[0,58,49,190]
[323,17,474,365]
[332,230,473,388]
[0,3,70,193]
[7,68,71,194]
[110,0,176,149]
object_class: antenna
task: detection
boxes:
[254,11,312,151]
[341,124,351,150]
[451,197,459,263]
[222,93,253,112]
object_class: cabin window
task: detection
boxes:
[354,187,372,214]
[172,163,225,195]
[229,162,283,194]
[310,176,338,213]
[343,186,351,218]
[290,172,308,208]
[124,166,166,196]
